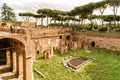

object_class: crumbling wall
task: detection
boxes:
[13,21,37,27]
[73,32,120,51]
[28,28,72,56]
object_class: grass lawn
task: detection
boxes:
[33,48,120,80]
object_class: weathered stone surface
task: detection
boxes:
[1,24,120,80]
[73,32,120,51]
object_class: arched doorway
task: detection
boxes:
[66,35,71,41]
[91,41,95,47]
[0,38,25,80]
[59,35,62,39]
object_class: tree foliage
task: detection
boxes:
[1,3,16,22]
[32,14,46,25]
[106,0,120,27]
[19,12,34,21]
[32,14,45,23]
[94,1,107,25]
[71,2,95,26]
[18,0,120,31]
[37,9,52,26]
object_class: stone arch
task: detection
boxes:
[0,38,31,80]
[91,41,95,47]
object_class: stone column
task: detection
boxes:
[16,51,19,77]
[35,40,38,54]
[51,46,54,56]
[18,52,23,80]
[16,50,23,80]
[12,50,16,72]
[6,49,10,65]
[23,54,32,80]
[10,49,13,71]
[9,49,17,72]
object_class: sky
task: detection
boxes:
[0,0,102,6]
[0,0,120,21]
[0,0,103,12]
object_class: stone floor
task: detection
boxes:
[0,65,18,80]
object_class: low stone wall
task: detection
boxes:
[0,27,25,34]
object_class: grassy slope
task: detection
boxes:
[33,48,120,80]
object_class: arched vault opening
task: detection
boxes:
[66,35,71,41]
[0,38,26,80]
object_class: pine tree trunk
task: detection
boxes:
[47,16,48,26]
[41,18,43,26]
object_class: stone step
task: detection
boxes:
[0,65,18,80]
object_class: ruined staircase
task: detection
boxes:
[0,65,18,80]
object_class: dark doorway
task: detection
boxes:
[59,35,62,39]
[0,39,8,65]
[66,35,71,41]
[0,50,6,65]
[0,38,25,79]
[37,51,39,54]
[91,41,95,47]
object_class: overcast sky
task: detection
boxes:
[0,0,102,6]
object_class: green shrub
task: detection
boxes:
[116,27,120,32]
[99,26,108,32]
[86,26,92,31]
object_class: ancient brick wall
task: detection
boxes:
[73,32,120,51]
[13,21,37,27]
[26,27,72,57]
[1,27,120,80]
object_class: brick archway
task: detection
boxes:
[0,38,32,80]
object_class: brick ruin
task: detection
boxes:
[0,22,120,80]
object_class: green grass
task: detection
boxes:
[33,48,120,80]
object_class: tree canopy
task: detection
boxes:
[19,12,34,21]
[1,3,16,22]
[18,0,120,31]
